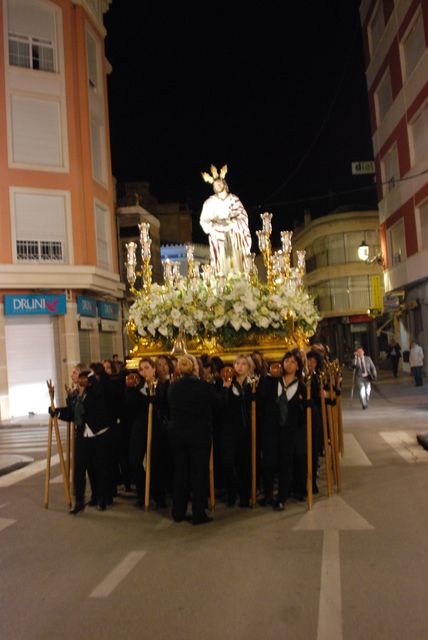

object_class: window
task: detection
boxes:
[388,219,406,265]
[369,2,384,55]
[419,200,428,250]
[345,232,366,263]
[91,118,107,183]
[16,239,62,261]
[95,202,111,269]
[382,144,399,194]
[349,276,371,310]
[11,95,62,167]
[327,234,345,265]
[375,70,393,121]
[330,278,349,311]
[86,31,98,91]
[13,191,68,263]
[7,1,56,72]
[402,11,425,78]
[410,103,428,163]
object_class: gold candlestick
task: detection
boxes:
[125,241,137,292]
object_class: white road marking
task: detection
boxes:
[155,518,173,531]
[294,496,374,640]
[379,431,428,463]
[0,516,16,533]
[0,455,59,487]
[341,433,372,466]
[89,551,146,598]
[0,447,50,453]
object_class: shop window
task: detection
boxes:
[99,331,113,360]
[79,329,91,365]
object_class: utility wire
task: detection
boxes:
[259,168,428,209]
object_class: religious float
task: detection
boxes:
[125,166,320,364]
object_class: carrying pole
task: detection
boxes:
[144,379,158,512]
[306,373,313,510]
[319,373,333,497]
[250,377,258,508]
[45,380,71,508]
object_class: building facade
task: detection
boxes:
[360,0,428,371]
[293,210,384,364]
[0,0,124,419]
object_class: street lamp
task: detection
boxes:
[358,241,384,266]
[357,241,369,261]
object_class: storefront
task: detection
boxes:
[0,292,123,420]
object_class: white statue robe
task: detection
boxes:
[200,193,252,275]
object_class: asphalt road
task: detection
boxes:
[1,374,428,640]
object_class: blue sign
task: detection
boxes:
[77,296,97,317]
[4,294,67,316]
[97,300,119,320]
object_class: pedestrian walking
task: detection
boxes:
[386,338,401,378]
[409,341,424,386]
[352,347,377,410]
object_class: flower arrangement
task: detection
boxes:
[128,273,320,348]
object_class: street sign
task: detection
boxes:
[351,161,375,175]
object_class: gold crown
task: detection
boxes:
[201,164,228,184]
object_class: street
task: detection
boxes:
[1,373,428,640]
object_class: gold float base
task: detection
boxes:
[126,324,310,369]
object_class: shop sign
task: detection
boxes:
[80,317,98,331]
[371,275,383,312]
[98,301,119,320]
[349,314,371,323]
[100,319,117,332]
[4,294,66,316]
[77,296,97,317]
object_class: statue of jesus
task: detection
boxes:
[200,165,252,275]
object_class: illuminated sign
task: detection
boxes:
[4,294,67,316]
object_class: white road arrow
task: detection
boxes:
[0,516,16,533]
[293,496,374,640]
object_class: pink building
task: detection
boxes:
[0,0,124,418]
[360,0,428,368]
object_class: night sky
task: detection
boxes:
[104,1,377,243]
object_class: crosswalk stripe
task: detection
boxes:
[379,431,428,463]
[0,447,51,453]
[0,455,59,487]
[341,433,372,466]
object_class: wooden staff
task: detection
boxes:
[327,367,342,491]
[144,379,158,511]
[71,422,76,496]
[319,373,333,497]
[44,414,54,508]
[250,376,259,508]
[209,443,215,511]
[306,373,313,510]
[45,380,71,508]
[334,363,344,456]
[66,422,71,484]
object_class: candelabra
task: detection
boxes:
[139,222,152,293]
[256,212,273,291]
[280,230,293,279]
